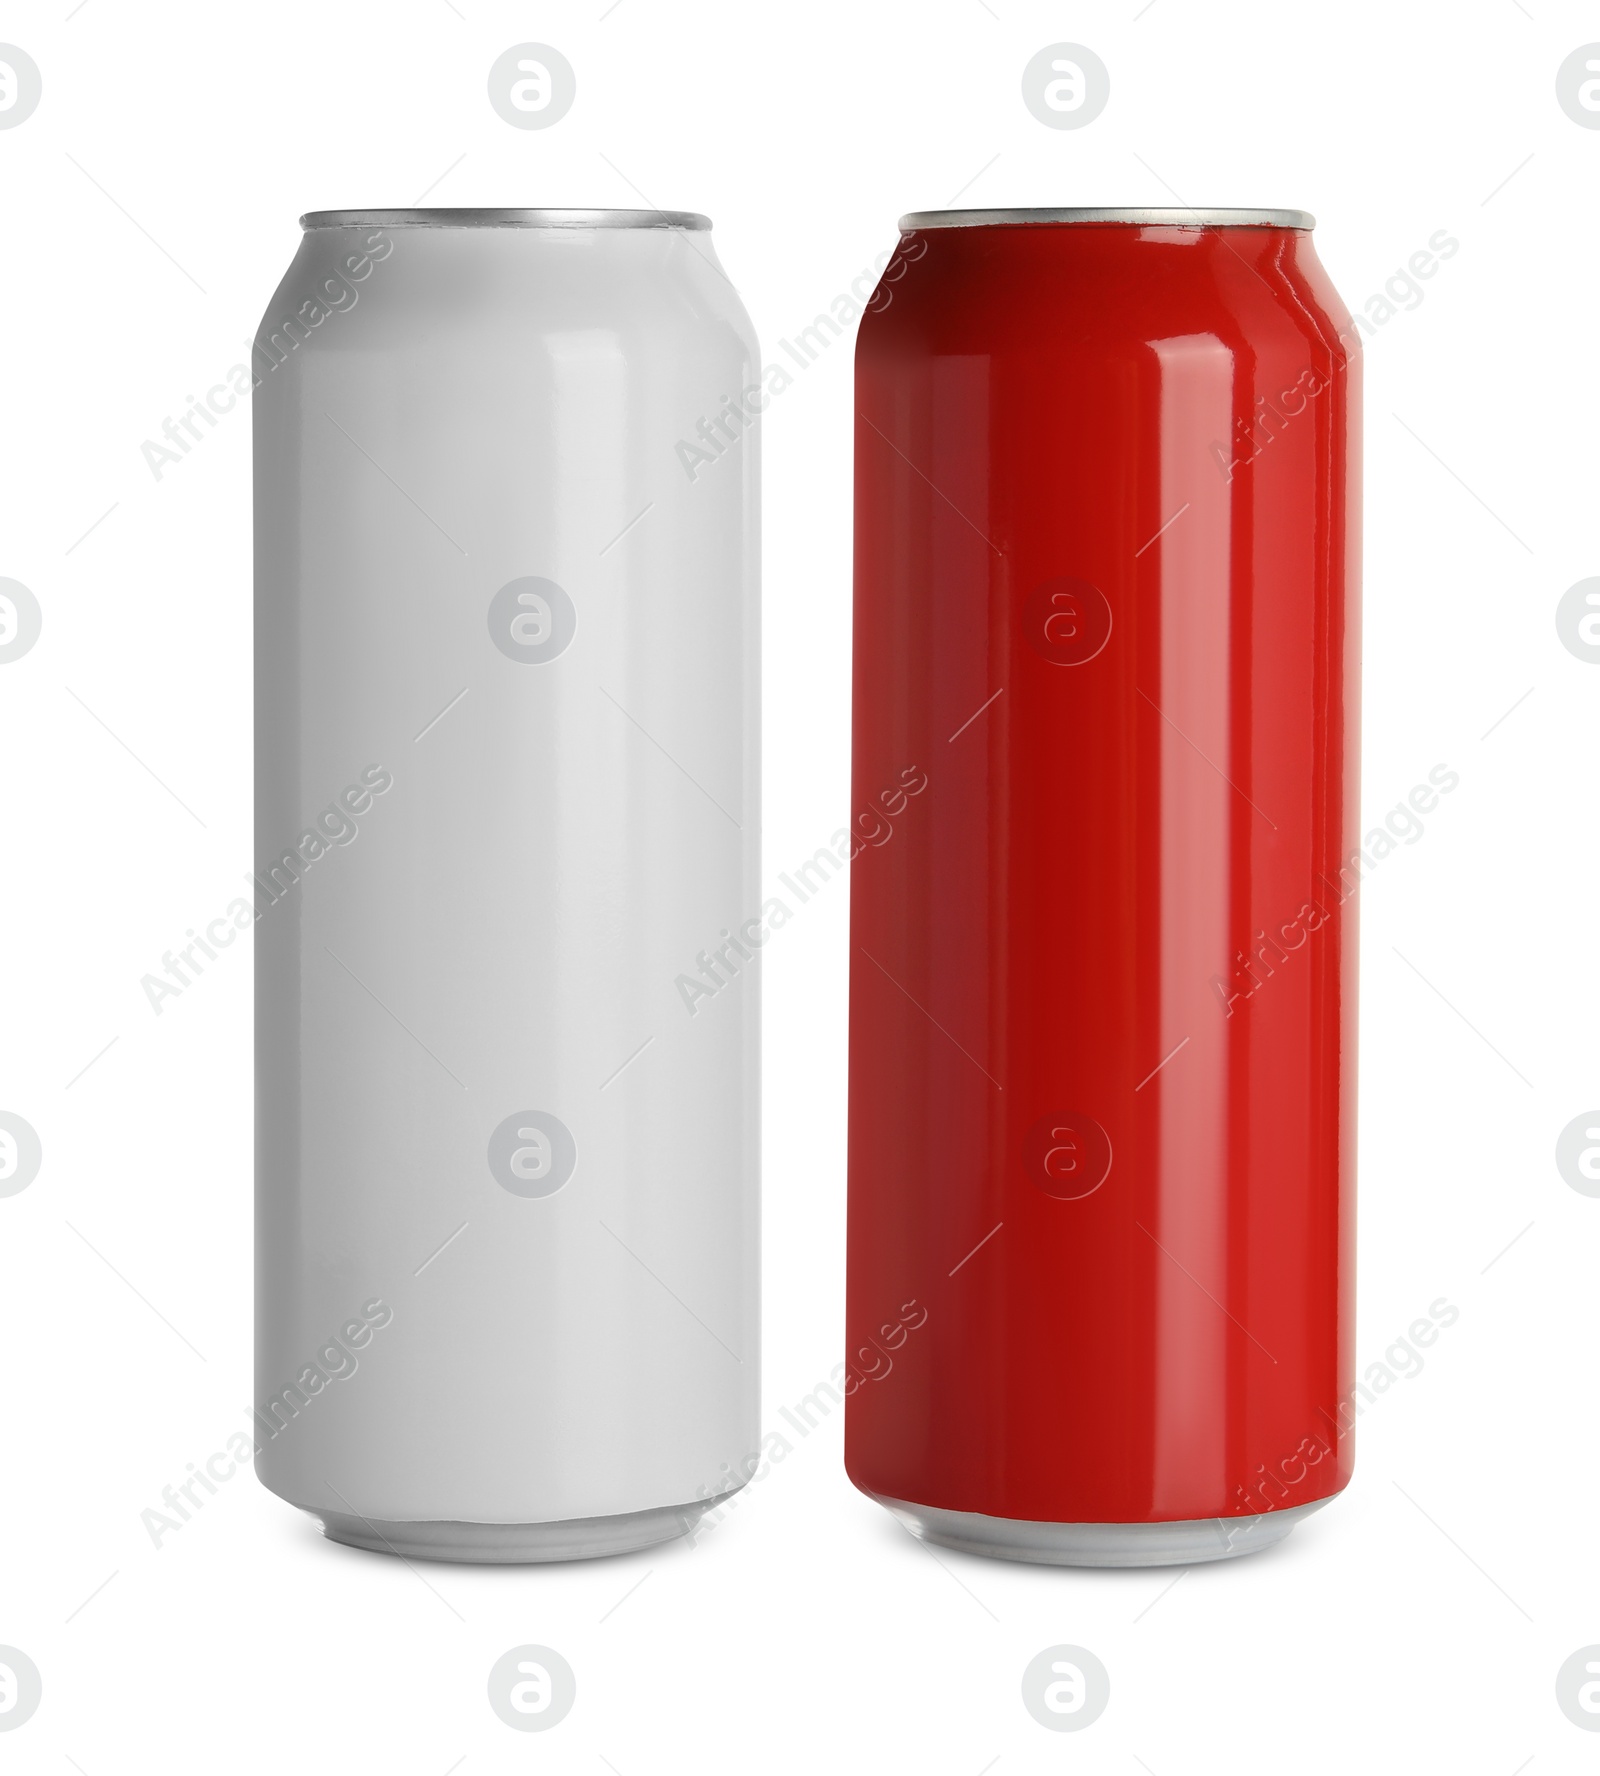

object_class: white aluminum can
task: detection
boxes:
[252,208,759,1561]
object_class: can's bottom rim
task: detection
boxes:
[309,1489,742,1564]
[869,1490,1333,1567]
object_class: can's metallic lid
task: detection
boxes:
[898,206,1314,232]
[300,207,712,231]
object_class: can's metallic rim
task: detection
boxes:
[899,206,1314,232]
[300,207,712,232]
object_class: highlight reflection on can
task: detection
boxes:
[847,208,1360,1566]
[254,209,759,1561]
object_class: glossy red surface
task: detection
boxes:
[846,221,1360,1525]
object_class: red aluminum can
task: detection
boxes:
[846,207,1360,1566]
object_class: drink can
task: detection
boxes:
[253,209,760,1560]
[847,208,1359,1564]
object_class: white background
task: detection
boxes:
[0,1,1595,1768]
